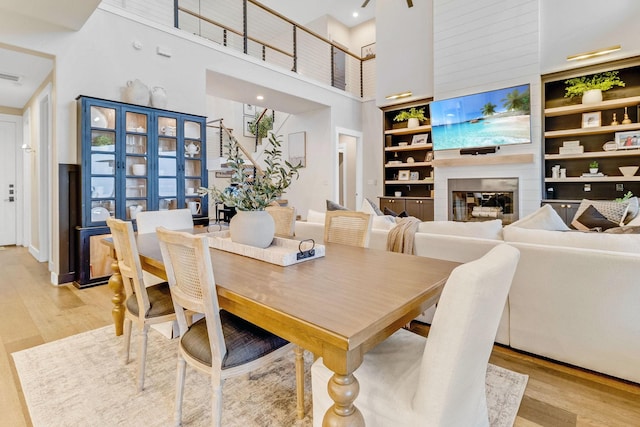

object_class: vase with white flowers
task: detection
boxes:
[202,133,302,248]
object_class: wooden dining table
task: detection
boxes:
[104,230,459,426]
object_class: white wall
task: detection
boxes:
[540,0,640,74]
[1,4,362,282]
[431,0,541,220]
[375,0,434,106]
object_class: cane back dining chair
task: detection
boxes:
[324,210,372,247]
[132,208,195,337]
[265,205,296,237]
[106,217,176,392]
[311,244,521,426]
[156,227,305,426]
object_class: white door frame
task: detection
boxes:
[334,127,363,210]
[0,114,21,246]
[21,109,30,248]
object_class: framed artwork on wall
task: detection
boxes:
[243,116,254,137]
[361,42,375,59]
[243,104,256,116]
[288,131,306,167]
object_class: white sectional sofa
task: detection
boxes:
[294,204,640,384]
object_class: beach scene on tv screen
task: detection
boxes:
[431,84,531,150]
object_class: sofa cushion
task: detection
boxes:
[508,204,569,231]
[417,219,503,240]
[570,199,631,228]
[571,205,620,231]
[503,226,640,253]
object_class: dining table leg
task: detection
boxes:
[107,252,125,336]
[323,372,365,426]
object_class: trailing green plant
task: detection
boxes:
[202,133,302,211]
[589,160,599,169]
[393,107,427,122]
[248,112,274,139]
[564,71,625,98]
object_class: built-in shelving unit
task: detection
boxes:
[542,57,640,208]
[380,99,435,221]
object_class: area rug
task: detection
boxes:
[13,326,527,427]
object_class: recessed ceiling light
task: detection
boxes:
[353,12,359,18]
[256,95,264,100]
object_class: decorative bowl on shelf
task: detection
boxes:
[619,166,639,177]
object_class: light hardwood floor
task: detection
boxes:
[2,246,639,426]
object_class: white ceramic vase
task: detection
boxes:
[407,117,420,128]
[582,89,603,104]
[150,87,167,109]
[124,79,150,106]
[229,210,275,248]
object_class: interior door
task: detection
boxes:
[0,118,17,245]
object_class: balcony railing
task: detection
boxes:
[174,0,375,98]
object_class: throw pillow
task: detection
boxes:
[372,215,397,230]
[571,199,630,227]
[362,198,385,216]
[383,207,408,217]
[384,207,398,216]
[623,197,639,224]
[571,205,619,231]
[507,204,569,231]
[326,200,349,211]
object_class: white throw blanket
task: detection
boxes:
[386,216,421,254]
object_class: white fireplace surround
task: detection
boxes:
[448,178,519,224]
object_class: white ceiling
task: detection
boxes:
[0,48,54,109]
[0,0,375,109]
[257,0,376,28]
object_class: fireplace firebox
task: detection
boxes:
[449,178,519,225]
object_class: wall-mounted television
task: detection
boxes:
[430,84,531,151]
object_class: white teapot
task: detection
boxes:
[129,205,143,220]
[185,142,200,157]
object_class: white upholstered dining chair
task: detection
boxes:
[324,210,372,247]
[311,244,520,427]
[265,205,296,237]
[156,227,305,426]
[134,208,194,234]
[106,217,176,392]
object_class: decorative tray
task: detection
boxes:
[206,230,324,266]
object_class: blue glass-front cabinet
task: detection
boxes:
[74,95,207,287]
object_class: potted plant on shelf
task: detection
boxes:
[393,107,427,129]
[564,71,625,104]
[202,133,302,248]
[589,160,599,174]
